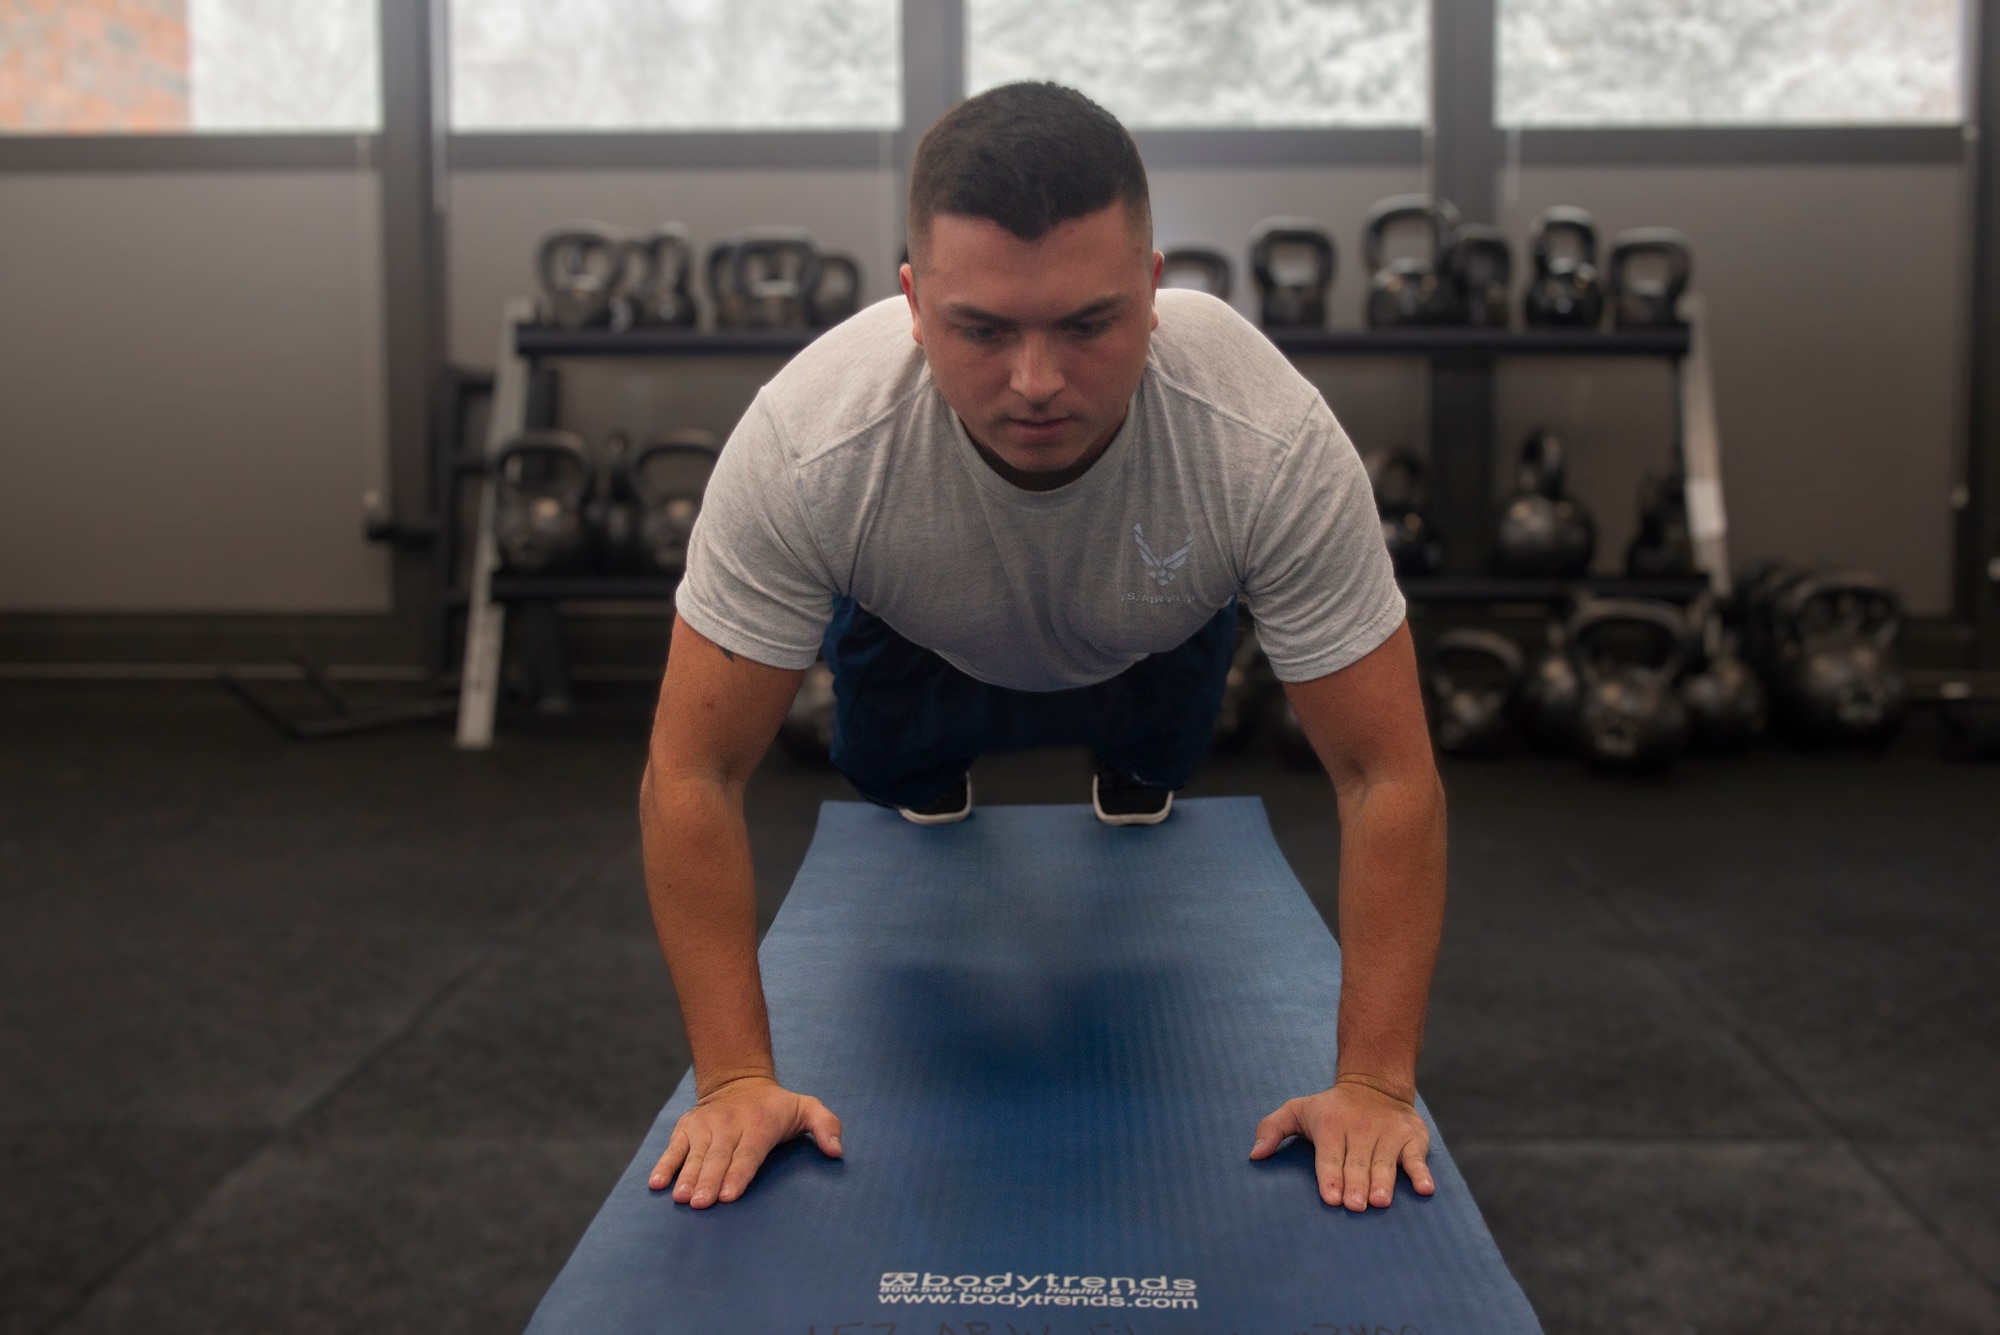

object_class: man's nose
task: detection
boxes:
[1009,332,1065,408]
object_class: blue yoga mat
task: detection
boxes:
[530,797,1540,1334]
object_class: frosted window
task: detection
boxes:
[0,0,378,134]
[967,0,1429,128]
[449,0,901,131]
[1499,0,1965,126]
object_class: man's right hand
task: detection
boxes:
[648,1076,843,1208]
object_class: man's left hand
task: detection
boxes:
[1249,1079,1435,1211]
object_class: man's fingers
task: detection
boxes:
[671,1130,708,1205]
[1369,1140,1401,1208]
[800,1097,844,1158]
[717,1132,776,1205]
[1250,1100,1304,1159]
[1342,1135,1374,1212]
[689,1128,743,1209]
[1401,1134,1436,1196]
[650,1125,690,1192]
[1315,1138,1345,1207]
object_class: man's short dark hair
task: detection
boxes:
[907,82,1151,261]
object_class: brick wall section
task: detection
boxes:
[0,0,188,131]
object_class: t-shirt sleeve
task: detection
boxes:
[674,393,836,670]
[1240,398,1407,682]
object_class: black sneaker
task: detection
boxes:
[1092,763,1173,826]
[899,773,972,825]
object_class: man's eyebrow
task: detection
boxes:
[942,294,1130,326]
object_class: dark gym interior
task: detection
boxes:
[4,4,1999,1333]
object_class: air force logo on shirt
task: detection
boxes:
[1134,523,1194,586]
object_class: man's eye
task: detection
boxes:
[959,324,998,342]
[1069,320,1108,337]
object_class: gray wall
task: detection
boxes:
[0,171,391,614]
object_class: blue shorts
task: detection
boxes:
[821,596,1238,810]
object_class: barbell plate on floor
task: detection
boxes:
[528,799,1540,1335]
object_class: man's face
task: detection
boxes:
[902,202,1161,478]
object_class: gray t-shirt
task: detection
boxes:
[676,289,1404,692]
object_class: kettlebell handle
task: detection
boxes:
[1429,628,1526,697]
[1566,597,1689,685]
[730,228,823,306]
[1518,428,1569,498]
[1248,219,1337,292]
[1774,571,1903,651]
[1363,195,1460,273]
[625,431,721,507]
[494,430,597,507]
[536,226,626,298]
[1530,206,1600,275]
[1608,228,1693,299]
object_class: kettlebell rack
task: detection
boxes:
[1266,308,1726,607]
[450,299,1730,747]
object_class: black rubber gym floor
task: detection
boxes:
[2,681,1996,1334]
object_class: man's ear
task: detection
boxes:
[900,261,923,345]
[1150,250,1163,331]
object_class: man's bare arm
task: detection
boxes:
[641,613,840,1208]
[1248,621,1447,1211]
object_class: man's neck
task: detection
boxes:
[962,413,1125,493]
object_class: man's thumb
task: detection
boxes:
[1249,1101,1302,1160]
[801,1098,844,1158]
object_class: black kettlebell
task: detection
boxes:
[1362,447,1443,575]
[493,431,596,574]
[706,233,749,329]
[620,429,720,576]
[1626,464,1696,577]
[586,431,636,570]
[1161,245,1234,301]
[1568,598,1689,772]
[1494,428,1596,577]
[535,225,627,330]
[1428,629,1525,757]
[1248,218,1336,329]
[1770,572,1907,746]
[731,227,822,329]
[1608,228,1693,329]
[1521,619,1583,755]
[778,660,837,764]
[1447,223,1512,328]
[1734,559,1810,679]
[615,225,698,329]
[1679,596,1766,754]
[809,253,863,327]
[1364,195,1463,328]
[1522,206,1605,329]
[1211,621,1274,755]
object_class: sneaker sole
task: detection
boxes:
[899,778,973,826]
[1092,776,1173,827]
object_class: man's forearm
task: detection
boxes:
[1330,769,1447,1100]
[640,764,775,1095]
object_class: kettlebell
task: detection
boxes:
[1494,428,1596,577]
[1568,598,1689,772]
[1364,195,1463,328]
[730,227,822,329]
[1428,629,1525,757]
[809,253,863,327]
[617,225,698,329]
[620,429,721,577]
[778,660,838,764]
[1522,206,1605,329]
[1520,618,1583,755]
[1211,621,1273,755]
[1362,447,1443,576]
[492,431,596,574]
[1678,596,1766,753]
[706,234,750,329]
[1734,559,1811,678]
[1769,571,1907,746]
[1608,227,1693,329]
[1626,464,1696,577]
[1447,223,1513,328]
[535,225,627,330]
[1161,245,1234,301]
[1248,218,1336,329]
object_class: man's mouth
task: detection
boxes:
[1009,416,1070,441]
